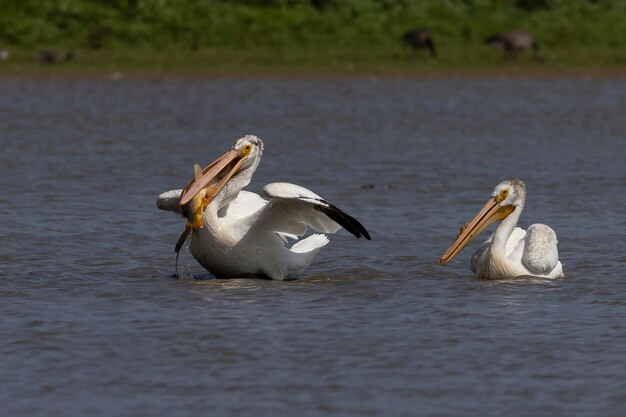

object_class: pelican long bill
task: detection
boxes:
[179,149,244,206]
[440,197,514,265]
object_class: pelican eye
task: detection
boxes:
[497,188,509,202]
[240,144,252,156]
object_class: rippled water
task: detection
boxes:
[1,78,625,416]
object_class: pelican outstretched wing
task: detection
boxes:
[244,182,370,240]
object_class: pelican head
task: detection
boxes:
[491,178,526,208]
[179,135,264,207]
[233,135,264,172]
[440,179,525,265]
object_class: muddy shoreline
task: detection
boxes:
[1,66,626,81]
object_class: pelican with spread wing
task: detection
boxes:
[157,135,370,280]
[440,179,563,279]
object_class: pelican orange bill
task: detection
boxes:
[179,149,244,206]
[440,197,514,265]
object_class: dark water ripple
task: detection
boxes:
[1,79,625,417]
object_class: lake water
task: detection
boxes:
[1,78,625,416]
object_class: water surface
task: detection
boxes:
[1,78,625,416]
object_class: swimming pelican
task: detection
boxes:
[440,179,563,279]
[157,135,370,280]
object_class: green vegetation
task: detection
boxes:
[1,0,625,74]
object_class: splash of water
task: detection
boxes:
[175,230,194,279]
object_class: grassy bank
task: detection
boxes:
[1,0,625,74]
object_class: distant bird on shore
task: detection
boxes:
[35,50,75,64]
[401,28,436,58]
[0,48,9,61]
[485,31,543,62]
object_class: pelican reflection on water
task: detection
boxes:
[440,179,564,279]
[157,135,370,280]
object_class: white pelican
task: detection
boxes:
[157,135,370,280]
[440,179,563,279]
